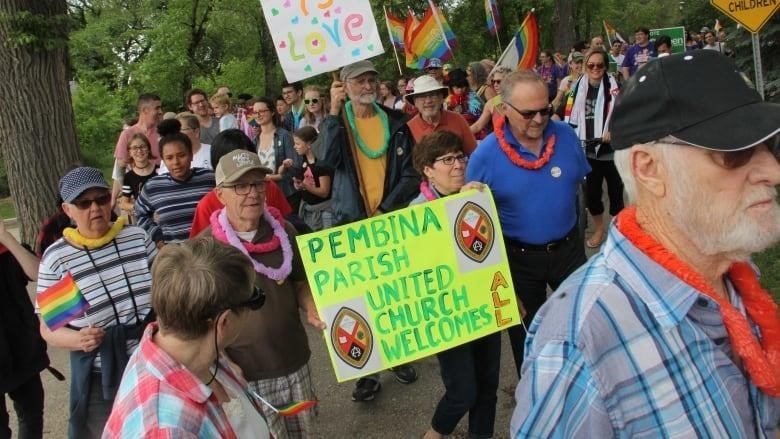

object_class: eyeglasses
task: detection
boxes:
[433,154,468,166]
[223,180,267,195]
[71,193,111,210]
[586,63,606,71]
[129,144,148,151]
[491,79,502,85]
[190,99,207,106]
[255,108,271,114]
[504,102,554,120]
[304,98,320,105]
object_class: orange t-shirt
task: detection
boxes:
[407,110,478,155]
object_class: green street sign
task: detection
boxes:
[650,26,686,54]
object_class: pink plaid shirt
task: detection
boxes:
[103,323,261,438]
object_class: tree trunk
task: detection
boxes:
[553,0,575,54]
[0,0,81,244]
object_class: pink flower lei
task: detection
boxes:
[210,206,292,283]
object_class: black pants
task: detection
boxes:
[431,332,501,438]
[505,233,586,378]
[585,158,624,216]
[0,374,44,439]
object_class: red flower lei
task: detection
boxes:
[616,206,780,397]
[494,116,555,170]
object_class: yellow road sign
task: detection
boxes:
[710,0,778,33]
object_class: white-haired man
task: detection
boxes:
[511,50,780,437]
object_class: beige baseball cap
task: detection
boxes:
[215,150,273,186]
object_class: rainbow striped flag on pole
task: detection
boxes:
[38,272,89,331]
[485,0,501,35]
[385,10,405,50]
[603,20,626,46]
[495,10,539,71]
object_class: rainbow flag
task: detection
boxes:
[430,1,456,49]
[404,11,423,69]
[275,400,317,416]
[408,5,454,68]
[494,11,539,71]
[38,272,89,331]
[603,20,626,46]
[385,11,405,50]
[485,0,501,35]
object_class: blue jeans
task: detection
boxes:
[430,332,501,438]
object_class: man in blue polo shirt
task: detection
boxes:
[466,69,590,377]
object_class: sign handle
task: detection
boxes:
[751,32,764,99]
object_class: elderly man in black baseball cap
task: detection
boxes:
[511,50,780,437]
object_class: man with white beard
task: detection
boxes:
[511,50,780,438]
[315,59,421,402]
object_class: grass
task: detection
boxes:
[0,197,14,219]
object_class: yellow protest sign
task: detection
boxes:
[710,0,778,33]
[296,188,521,382]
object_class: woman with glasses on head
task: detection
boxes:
[134,119,216,246]
[298,85,328,131]
[410,131,497,439]
[117,133,158,223]
[251,97,301,212]
[469,67,513,137]
[104,237,270,438]
[564,47,623,249]
[36,167,156,438]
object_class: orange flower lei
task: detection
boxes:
[616,206,780,397]
[493,116,555,170]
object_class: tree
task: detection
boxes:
[0,0,81,244]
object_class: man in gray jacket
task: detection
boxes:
[314,59,420,401]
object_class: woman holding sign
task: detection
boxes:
[409,131,498,439]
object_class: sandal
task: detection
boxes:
[351,376,381,402]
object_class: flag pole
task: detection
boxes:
[383,5,404,76]
[488,0,502,51]
[428,0,455,61]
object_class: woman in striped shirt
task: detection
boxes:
[134,120,215,246]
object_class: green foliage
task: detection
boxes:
[72,82,124,170]
[0,10,73,51]
[754,243,779,300]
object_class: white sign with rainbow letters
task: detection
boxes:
[261,0,385,82]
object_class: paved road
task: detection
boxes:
[5,222,602,438]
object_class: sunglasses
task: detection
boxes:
[491,79,502,85]
[71,193,111,210]
[237,285,266,311]
[586,63,606,70]
[504,102,554,120]
[129,144,149,151]
[304,98,320,105]
[718,142,780,169]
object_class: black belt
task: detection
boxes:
[504,227,578,253]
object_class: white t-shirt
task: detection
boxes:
[158,143,212,174]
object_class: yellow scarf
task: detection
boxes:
[63,217,126,249]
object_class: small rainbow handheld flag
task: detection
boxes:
[38,272,89,331]
[250,389,317,417]
[274,400,317,416]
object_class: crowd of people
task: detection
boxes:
[1,25,778,439]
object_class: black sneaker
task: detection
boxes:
[390,364,417,384]
[351,375,381,401]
